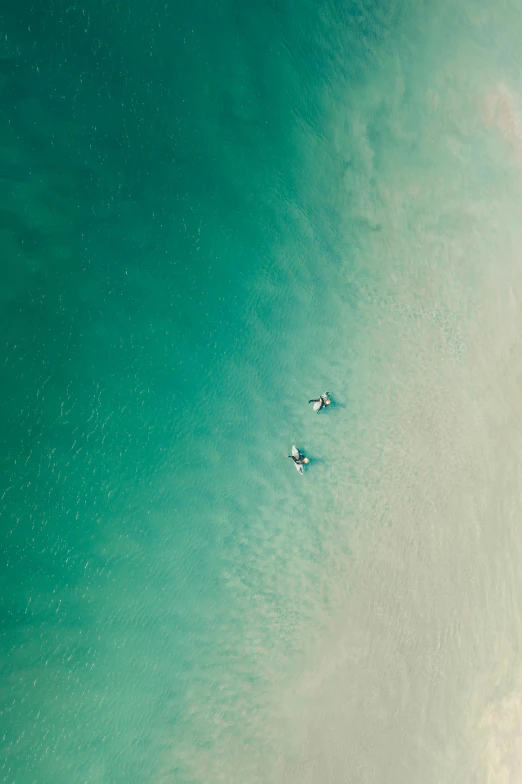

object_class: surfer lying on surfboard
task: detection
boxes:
[286,445,309,473]
[308,392,330,412]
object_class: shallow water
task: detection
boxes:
[3,0,522,782]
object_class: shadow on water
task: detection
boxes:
[288,446,327,467]
[305,455,327,467]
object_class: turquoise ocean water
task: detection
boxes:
[4,0,522,781]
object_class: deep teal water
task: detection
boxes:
[4,0,522,782]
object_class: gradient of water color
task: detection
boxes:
[3,0,522,782]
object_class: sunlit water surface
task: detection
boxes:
[2,0,522,782]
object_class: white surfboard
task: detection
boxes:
[291,445,305,473]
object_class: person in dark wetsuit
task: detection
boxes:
[287,452,309,465]
[286,445,309,465]
[308,393,330,411]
